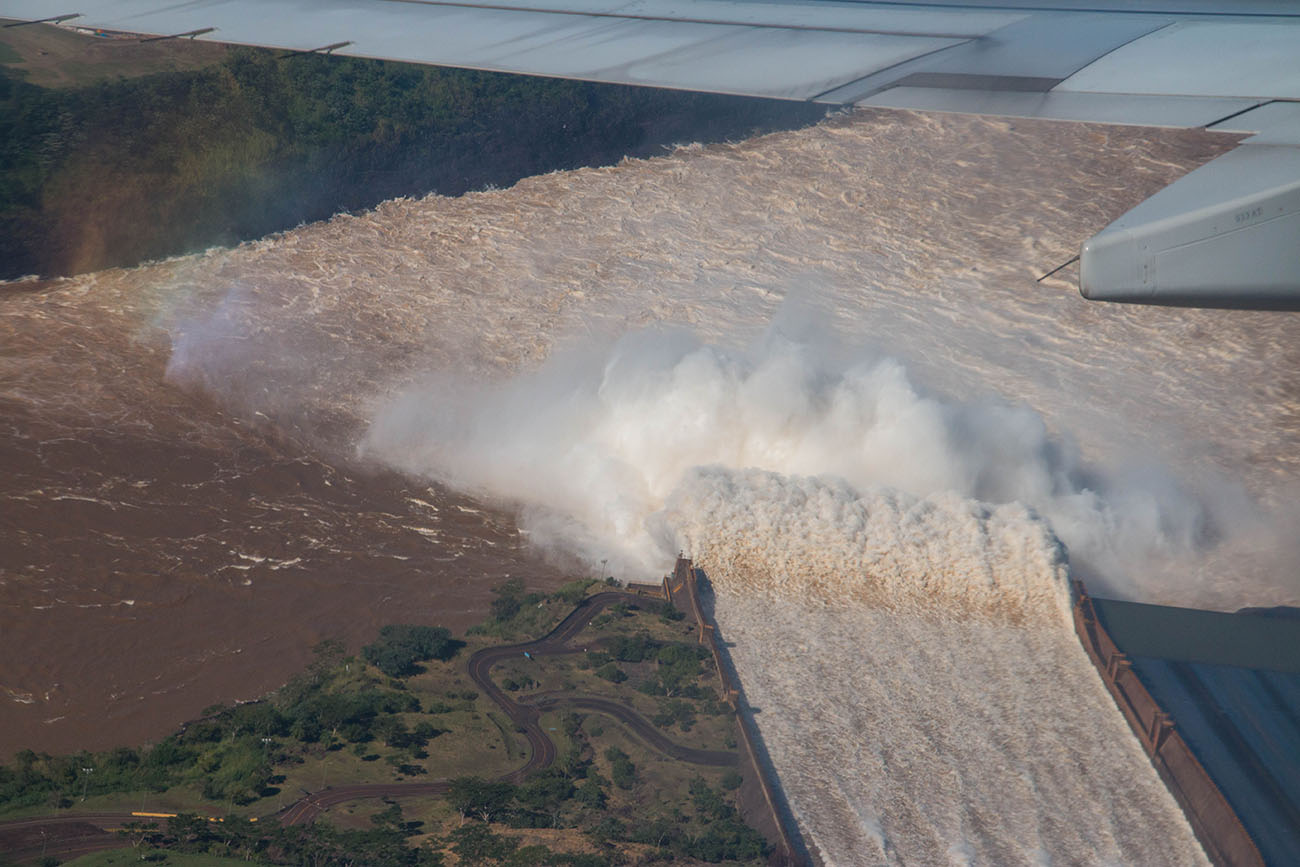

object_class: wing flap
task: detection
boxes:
[1214,102,1300,144]
[818,11,1174,105]
[1057,21,1300,101]
[856,88,1264,129]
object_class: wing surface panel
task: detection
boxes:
[349,0,1026,35]
[816,11,1175,104]
[821,0,1299,13]
[1056,22,1300,99]
[609,30,964,100]
[0,0,970,100]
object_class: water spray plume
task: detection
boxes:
[364,325,1218,602]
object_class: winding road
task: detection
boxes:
[528,694,735,766]
[0,589,735,862]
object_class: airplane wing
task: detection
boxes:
[3,0,1297,309]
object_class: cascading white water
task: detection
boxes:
[663,468,1205,865]
[662,466,1072,623]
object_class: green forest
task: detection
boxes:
[0,42,823,279]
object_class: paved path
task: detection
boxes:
[527,693,736,766]
[277,781,450,825]
[0,588,736,861]
[465,591,678,778]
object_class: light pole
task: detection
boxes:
[261,737,278,808]
[80,767,94,801]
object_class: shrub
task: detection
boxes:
[361,625,460,677]
[551,579,595,605]
[491,595,522,623]
[604,747,635,790]
[595,663,627,683]
[448,776,516,823]
[606,633,656,663]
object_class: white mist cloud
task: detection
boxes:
[362,325,1230,601]
[164,282,260,395]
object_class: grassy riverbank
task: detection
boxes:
[1,579,766,865]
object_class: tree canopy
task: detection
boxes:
[447,776,516,823]
[362,625,461,677]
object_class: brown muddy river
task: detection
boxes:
[0,286,564,752]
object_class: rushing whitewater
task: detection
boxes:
[665,469,1204,865]
[5,109,1299,861]
[665,468,1072,622]
[709,583,1205,865]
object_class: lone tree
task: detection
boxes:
[447,776,516,824]
[362,625,460,677]
[118,820,162,858]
